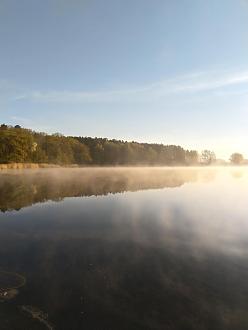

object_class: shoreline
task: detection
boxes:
[0,163,61,170]
[1,163,248,170]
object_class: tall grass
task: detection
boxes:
[0,163,61,170]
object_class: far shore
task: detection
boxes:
[0,163,61,170]
[1,163,248,170]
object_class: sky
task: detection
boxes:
[0,0,248,159]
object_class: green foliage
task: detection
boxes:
[0,128,34,163]
[0,124,199,166]
[0,125,91,165]
[75,137,199,166]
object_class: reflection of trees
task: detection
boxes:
[231,170,244,179]
[0,169,199,212]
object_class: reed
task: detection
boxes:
[0,163,61,170]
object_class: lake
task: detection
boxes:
[0,167,248,330]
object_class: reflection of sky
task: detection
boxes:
[1,168,248,258]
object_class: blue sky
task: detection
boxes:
[0,0,248,159]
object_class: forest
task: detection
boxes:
[0,124,201,166]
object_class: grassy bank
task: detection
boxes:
[0,163,61,170]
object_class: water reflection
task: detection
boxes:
[0,167,248,330]
[0,167,203,212]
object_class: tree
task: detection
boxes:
[230,153,244,165]
[0,124,200,166]
[185,150,199,165]
[201,150,216,165]
[0,124,8,130]
[0,129,34,163]
[71,139,92,164]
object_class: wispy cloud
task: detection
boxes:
[12,70,248,104]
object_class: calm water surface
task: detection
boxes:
[0,167,248,330]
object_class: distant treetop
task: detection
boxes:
[230,153,244,165]
[0,124,203,166]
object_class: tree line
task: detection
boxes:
[0,125,91,165]
[74,136,198,165]
[0,124,245,165]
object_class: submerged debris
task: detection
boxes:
[0,288,19,301]
[0,270,26,301]
[21,305,54,330]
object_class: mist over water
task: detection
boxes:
[0,167,248,329]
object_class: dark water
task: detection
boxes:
[0,167,248,330]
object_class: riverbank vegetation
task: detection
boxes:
[0,124,199,166]
[0,124,246,166]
